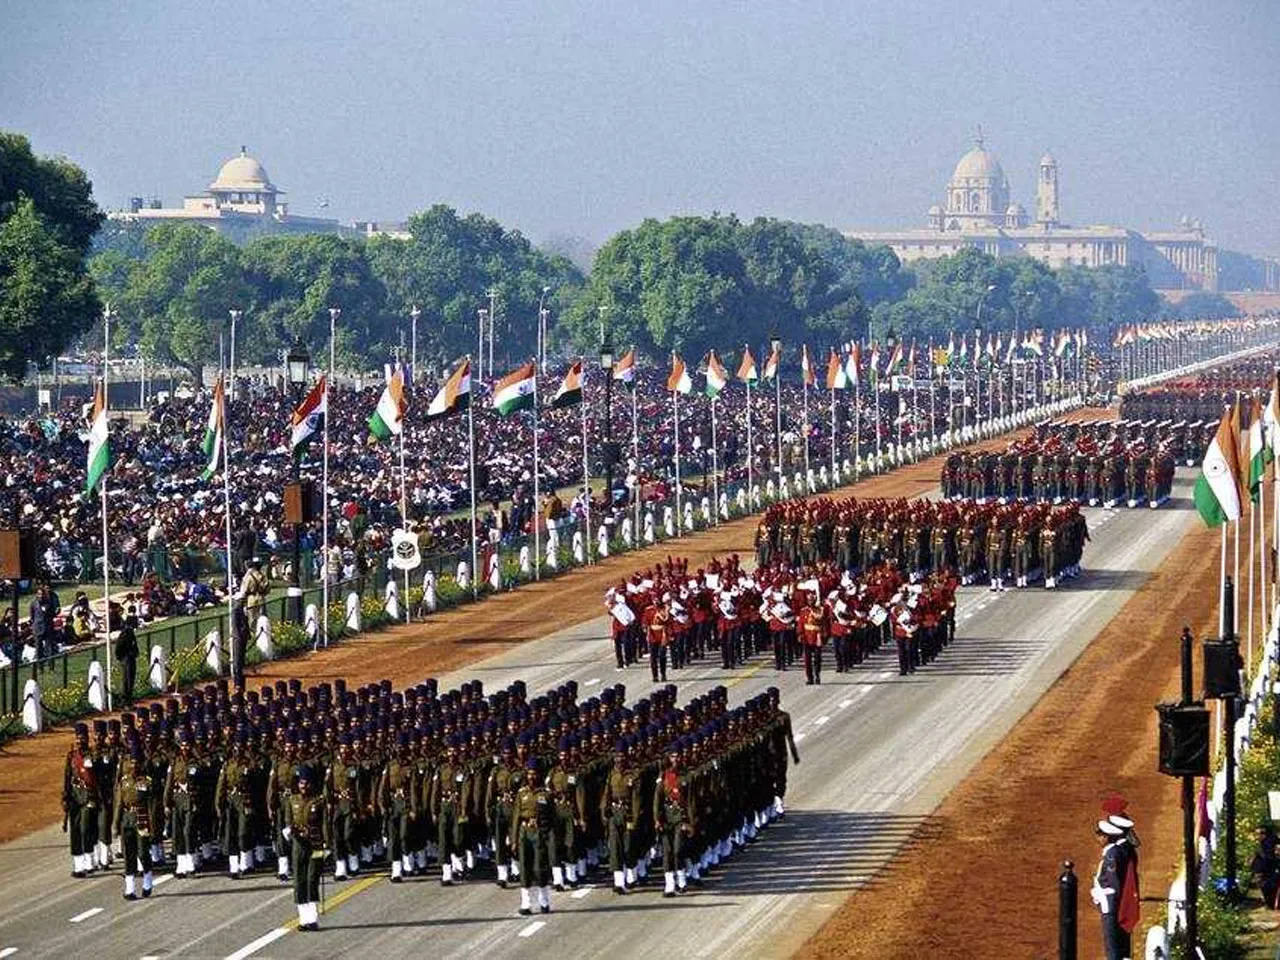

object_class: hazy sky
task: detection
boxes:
[4,0,1278,256]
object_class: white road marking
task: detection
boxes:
[141,955,160,960]
[68,907,102,923]
[152,873,174,887]
[0,948,17,958]
[878,671,894,679]
[813,716,829,727]
[794,732,807,742]
[224,927,289,960]
[518,921,546,938]
[838,699,853,710]
[584,677,600,686]
[571,886,593,899]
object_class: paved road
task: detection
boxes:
[0,477,1197,960]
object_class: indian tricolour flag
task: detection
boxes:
[1194,410,1244,527]
[825,348,849,390]
[493,362,536,416]
[85,380,111,494]
[201,377,226,480]
[551,361,584,408]
[846,342,861,385]
[613,348,636,387]
[370,364,407,438]
[738,345,758,383]
[704,350,728,399]
[426,359,470,419]
[1248,399,1271,502]
[800,344,816,386]
[668,354,692,394]
[290,375,326,454]
[1264,373,1280,454]
[763,343,780,381]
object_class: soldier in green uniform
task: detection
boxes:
[378,732,418,882]
[654,742,692,897]
[510,755,554,915]
[326,734,363,880]
[429,737,470,885]
[284,765,329,932]
[63,722,99,878]
[164,728,200,877]
[546,736,586,889]
[486,738,521,887]
[91,720,118,871]
[113,743,156,900]
[214,733,256,878]
[600,739,642,894]
[266,732,298,882]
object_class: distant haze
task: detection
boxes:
[3,0,1277,256]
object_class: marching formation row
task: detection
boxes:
[63,675,800,926]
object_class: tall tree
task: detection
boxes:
[0,132,104,380]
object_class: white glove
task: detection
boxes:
[282,826,292,841]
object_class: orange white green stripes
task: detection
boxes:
[85,381,111,493]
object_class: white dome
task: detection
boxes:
[209,149,275,192]
[952,145,1004,182]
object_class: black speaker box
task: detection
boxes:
[1203,639,1241,699]
[1157,702,1210,778]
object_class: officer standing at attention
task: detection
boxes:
[284,765,330,932]
[510,755,553,916]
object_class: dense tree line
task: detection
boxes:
[0,130,1204,384]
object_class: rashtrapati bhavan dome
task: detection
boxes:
[845,135,1221,291]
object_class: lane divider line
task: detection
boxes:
[518,921,546,938]
[0,947,18,958]
[571,886,593,899]
[584,677,600,686]
[813,716,829,727]
[152,874,174,887]
[68,907,102,924]
[224,926,288,960]
[794,732,807,742]
[838,699,853,710]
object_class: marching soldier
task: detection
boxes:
[214,733,256,878]
[511,756,554,916]
[327,734,363,880]
[430,737,471,885]
[644,596,672,683]
[547,737,586,889]
[378,732,418,882]
[63,722,99,878]
[266,731,297,882]
[601,740,642,893]
[799,596,825,685]
[112,742,156,901]
[486,738,522,887]
[654,743,692,897]
[284,765,330,932]
[91,720,117,870]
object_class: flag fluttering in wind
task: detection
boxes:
[371,364,408,437]
[826,348,850,390]
[800,344,816,387]
[290,375,327,454]
[763,342,781,381]
[424,358,470,420]
[704,350,728,399]
[551,360,584,408]
[884,341,903,376]
[85,381,111,494]
[1194,409,1244,527]
[201,376,226,480]
[738,345,758,382]
[846,343,861,385]
[613,348,635,387]
[1247,399,1271,502]
[668,353,692,394]
[493,362,537,416]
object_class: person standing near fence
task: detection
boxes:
[231,600,249,687]
[30,583,58,660]
[1091,800,1140,960]
[115,616,139,704]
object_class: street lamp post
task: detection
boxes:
[537,286,551,374]
[285,339,311,623]
[228,309,241,401]
[487,287,498,376]
[600,340,615,521]
[477,307,488,383]
[409,305,419,375]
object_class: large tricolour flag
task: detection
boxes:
[613,348,635,387]
[551,360,584,408]
[704,350,728,399]
[493,362,536,416]
[425,359,471,420]
[763,343,780,381]
[800,344,816,387]
[290,375,327,454]
[371,364,407,438]
[85,380,111,494]
[1248,399,1271,502]
[1194,410,1244,527]
[738,345,758,383]
[668,353,692,394]
[826,348,849,390]
[846,342,861,385]
[201,376,226,480]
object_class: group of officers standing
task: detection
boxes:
[63,675,801,926]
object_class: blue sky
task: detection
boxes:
[4,0,1277,256]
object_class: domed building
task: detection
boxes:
[110,148,354,242]
[846,134,1221,291]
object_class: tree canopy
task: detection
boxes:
[0,132,103,381]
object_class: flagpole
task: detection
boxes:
[399,388,409,621]
[533,366,541,581]
[1248,499,1255,674]
[829,383,837,485]
[929,358,937,446]
[874,367,882,467]
[911,358,920,454]
[467,358,479,597]
[1234,516,1240,637]
[802,359,810,483]
[854,364,862,479]
[323,308,335,644]
[710,394,720,525]
[581,367,592,564]
[101,306,113,713]
[221,378,235,670]
[631,366,640,546]
[745,360,754,506]
[774,355,783,486]
[673,377,683,533]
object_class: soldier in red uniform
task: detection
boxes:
[645,597,672,683]
[799,598,826,685]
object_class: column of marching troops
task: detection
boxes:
[604,495,1089,688]
[62,675,803,926]
[942,419,1196,508]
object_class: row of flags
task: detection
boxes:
[1194,392,1280,527]
[1112,317,1263,347]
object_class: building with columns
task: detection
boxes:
[846,136,1220,290]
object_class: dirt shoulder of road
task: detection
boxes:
[0,417,1086,847]
[796,489,1270,960]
